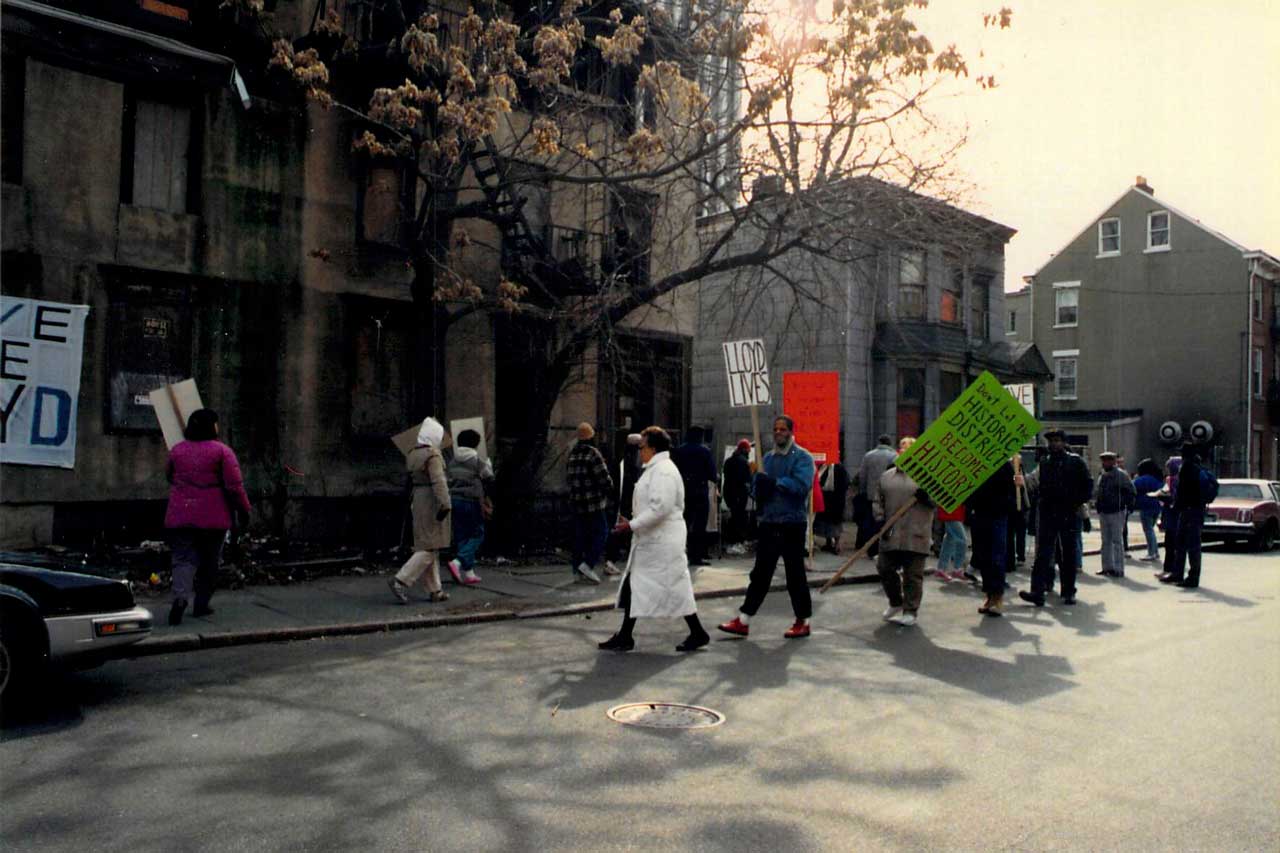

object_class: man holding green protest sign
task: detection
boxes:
[819,373,1040,607]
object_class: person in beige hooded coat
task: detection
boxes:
[388,417,452,603]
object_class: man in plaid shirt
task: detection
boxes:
[567,422,615,584]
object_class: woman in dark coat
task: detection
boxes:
[815,462,850,553]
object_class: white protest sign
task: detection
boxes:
[149,379,204,449]
[1003,383,1035,416]
[1,297,90,469]
[450,416,487,461]
[722,339,771,408]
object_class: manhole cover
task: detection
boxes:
[606,702,725,729]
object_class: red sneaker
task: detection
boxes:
[784,621,811,639]
[717,617,749,636]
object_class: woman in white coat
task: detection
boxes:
[599,426,710,653]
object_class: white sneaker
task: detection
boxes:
[603,561,622,576]
[576,563,601,584]
[890,611,917,627]
[882,605,903,622]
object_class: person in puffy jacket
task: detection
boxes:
[718,415,816,640]
[164,409,252,626]
[443,429,494,586]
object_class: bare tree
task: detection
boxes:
[253,0,1009,522]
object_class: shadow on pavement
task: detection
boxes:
[862,623,1075,705]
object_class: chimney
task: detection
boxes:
[751,175,786,201]
[1135,175,1154,195]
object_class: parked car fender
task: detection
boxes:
[0,585,51,706]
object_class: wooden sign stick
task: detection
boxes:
[749,405,762,467]
[819,497,917,594]
[1012,454,1024,511]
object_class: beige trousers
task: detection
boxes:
[396,550,442,593]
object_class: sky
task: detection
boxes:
[913,0,1280,291]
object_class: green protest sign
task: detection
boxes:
[894,371,1040,513]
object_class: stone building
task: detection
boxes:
[0,0,731,548]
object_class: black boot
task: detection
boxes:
[168,598,188,626]
[597,634,635,652]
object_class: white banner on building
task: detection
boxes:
[1,297,90,469]
[1003,382,1036,416]
[722,338,771,408]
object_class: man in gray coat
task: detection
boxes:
[1094,451,1135,577]
[873,459,935,627]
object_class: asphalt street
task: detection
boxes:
[3,547,1278,852]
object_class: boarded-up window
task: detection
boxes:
[347,298,411,439]
[130,99,192,213]
[360,165,405,245]
[2,54,24,184]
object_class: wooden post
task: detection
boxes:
[818,497,917,594]
[1012,454,1024,511]
[749,405,762,467]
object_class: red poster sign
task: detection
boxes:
[782,372,840,463]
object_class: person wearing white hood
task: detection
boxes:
[388,417,452,604]
[599,426,710,652]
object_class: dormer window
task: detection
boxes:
[1098,218,1120,256]
[1146,211,1170,252]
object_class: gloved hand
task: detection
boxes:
[754,472,775,503]
[436,507,451,522]
[913,488,933,506]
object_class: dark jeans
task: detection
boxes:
[725,500,750,545]
[572,509,609,570]
[853,494,883,558]
[684,497,710,562]
[1031,510,1080,598]
[1161,509,1180,575]
[1006,510,1027,567]
[741,522,811,620]
[450,498,485,571]
[971,513,1008,595]
[169,528,225,609]
[1168,508,1204,583]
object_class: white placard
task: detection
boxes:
[449,416,487,461]
[1003,383,1036,416]
[149,379,204,449]
[722,339,771,408]
[0,297,90,469]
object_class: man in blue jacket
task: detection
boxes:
[718,415,816,639]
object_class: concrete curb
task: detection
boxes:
[121,571,884,658]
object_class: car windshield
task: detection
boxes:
[1218,483,1264,500]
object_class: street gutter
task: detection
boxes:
[121,571,884,658]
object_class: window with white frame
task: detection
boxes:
[1146,211,1170,251]
[1054,282,1079,326]
[1053,351,1079,400]
[1098,218,1120,255]
[1253,347,1264,398]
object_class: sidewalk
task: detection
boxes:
[122,517,1131,657]
[125,549,877,657]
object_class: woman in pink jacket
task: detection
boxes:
[164,409,252,625]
